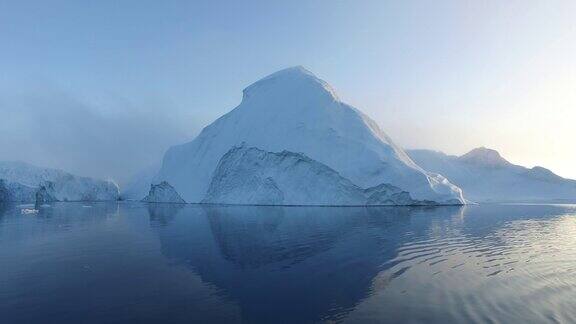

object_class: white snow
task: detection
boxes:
[408,148,576,203]
[142,181,186,203]
[0,161,119,202]
[150,66,464,205]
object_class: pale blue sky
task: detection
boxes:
[1,0,575,181]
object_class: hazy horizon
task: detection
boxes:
[1,0,575,182]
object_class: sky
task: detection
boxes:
[1,0,575,183]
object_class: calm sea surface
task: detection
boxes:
[1,202,575,323]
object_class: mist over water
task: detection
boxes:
[0,91,194,183]
[1,203,575,323]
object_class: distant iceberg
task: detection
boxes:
[0,161,119,202]
[142,181,185,203]
[408,147,576,203]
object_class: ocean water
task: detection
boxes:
[0,202,575,323]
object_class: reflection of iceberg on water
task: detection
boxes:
[148,205,464,322]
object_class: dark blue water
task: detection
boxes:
[1,202,575,323]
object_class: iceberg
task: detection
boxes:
[142,181,185,203]
[148,67,464,205]
[0,161,119,202]
[408,147,576,203]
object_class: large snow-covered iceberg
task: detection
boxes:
[150,66,464,205]
[0,161,119,202]
[408,147,576,203]
[203,146,431,206]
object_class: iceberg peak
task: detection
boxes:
[458,147,510,168]
[242,66,339,103]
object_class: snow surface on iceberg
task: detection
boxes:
[142,181,185,203]
[203,146,436,206]
[0,161,119,202]
[408,147,576,202]
[154,66,464,205]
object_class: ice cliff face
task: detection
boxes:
[0,161,119,202]
[203,146,452,206]
[0,179,37,202]
[35,182,58,204]
[154,66,464,205]
[408,148,576,203]
[142,181,185,203]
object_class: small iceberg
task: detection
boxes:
[142,181,186,203]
